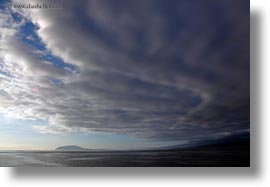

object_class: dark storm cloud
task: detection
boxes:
[0,0,249,142]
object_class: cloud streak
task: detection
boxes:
[0,0,249,143]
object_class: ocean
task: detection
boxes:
[0,143,250,167]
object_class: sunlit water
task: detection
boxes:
[0,147,249,167]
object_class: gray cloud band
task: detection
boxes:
[0,0,249,142]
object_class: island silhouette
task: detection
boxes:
[55,145,88,151]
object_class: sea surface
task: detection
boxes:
[0,144,250,167]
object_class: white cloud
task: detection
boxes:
[0,0,250,141]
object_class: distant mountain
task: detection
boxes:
[55,145,88,151]
[158,133,250,151]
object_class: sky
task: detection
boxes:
[0,0,250,150]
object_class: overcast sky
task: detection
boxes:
[0,0,249,150]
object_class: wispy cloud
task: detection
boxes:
[0,0,249,142]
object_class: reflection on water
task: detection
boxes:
[0,144,249,167]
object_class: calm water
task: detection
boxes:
[0,146,249,167]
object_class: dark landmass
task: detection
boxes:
[55,145,88,151]
[54,145,109,152]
